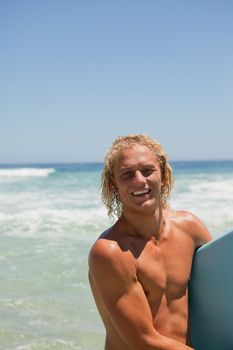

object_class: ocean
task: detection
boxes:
[0,161,233,350]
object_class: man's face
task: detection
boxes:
[113,145,162,214]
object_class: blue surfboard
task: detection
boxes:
[189,230,233,350]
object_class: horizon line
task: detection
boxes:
[0,158,233,166]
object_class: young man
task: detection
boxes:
[88,134,212,350]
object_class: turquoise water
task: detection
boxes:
[0,161,233,350]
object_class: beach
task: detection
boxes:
[0,161,233,350]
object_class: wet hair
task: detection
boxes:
[101,134,173,218]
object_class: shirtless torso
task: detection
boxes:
[88,141,212,350]
[89,209,211,350]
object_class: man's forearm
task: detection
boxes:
[133,332,194,350]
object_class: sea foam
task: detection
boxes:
[0,168,55,178]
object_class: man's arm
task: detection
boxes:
[89,239,194,350]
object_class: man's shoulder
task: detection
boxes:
[169,209,212,245]
[168,208,202,225]
[89,226,132,269]
[88,230,137,286]
[89,236,119,263]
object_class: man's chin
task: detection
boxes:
[133,198,157,212]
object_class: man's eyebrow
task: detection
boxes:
[119,166,133,172]
[140,163,156,168]
[119,163,156,171]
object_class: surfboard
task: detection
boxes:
[189,229,233,350]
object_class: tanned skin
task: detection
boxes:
[89,145,212,350]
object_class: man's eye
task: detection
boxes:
[122,171,133,179]
[141,168,154,176]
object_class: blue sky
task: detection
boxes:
[1,0,233,163]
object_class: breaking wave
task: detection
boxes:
[0,168,55,178]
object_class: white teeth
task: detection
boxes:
[132,189,150,196]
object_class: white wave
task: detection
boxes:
[0,206,109,240]
[171,177,233,238]
[0,168,55,178]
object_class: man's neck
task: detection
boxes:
[119,207,166,240]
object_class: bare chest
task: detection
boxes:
[136,239,193,309]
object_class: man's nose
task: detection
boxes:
[135,170,146,183]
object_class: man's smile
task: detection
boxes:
[131,189,151,197]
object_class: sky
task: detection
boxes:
[1,0,233,163]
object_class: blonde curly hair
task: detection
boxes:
[101,134,173,218]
